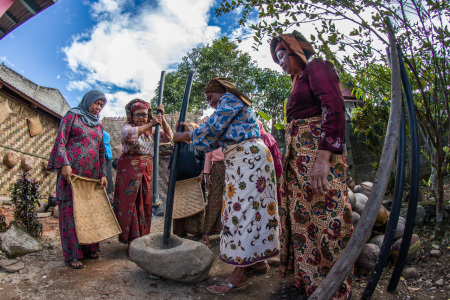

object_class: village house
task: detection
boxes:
[0,63,70,197]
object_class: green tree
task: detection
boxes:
[152,38,258,114]
[152,38,291,129]
[252,67,291,126]
[216,0,450,237]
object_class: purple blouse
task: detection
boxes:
[286,58,345,152]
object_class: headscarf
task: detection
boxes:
[103,130,112,160]
[204,77,252,106]
[270,30,316,85]
[125,99,152,123]
[69,90,106,127]
[258,120,277,148]
[124,98,152,136]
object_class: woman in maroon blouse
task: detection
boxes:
[271,31,354,299]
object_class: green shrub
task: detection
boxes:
[9,172,43,237]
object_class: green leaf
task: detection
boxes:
[258,111,272,121]
[274,123,285,130]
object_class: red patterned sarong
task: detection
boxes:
[114,153,153,244]
[280,116,353,299]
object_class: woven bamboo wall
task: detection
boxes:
[101,111,202,207]
[101,111,202,158]
[0,93,59,197]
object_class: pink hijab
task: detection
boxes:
[258,120,277,148]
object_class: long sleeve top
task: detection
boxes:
[189,93,260,152]
[120,123,172,156]
[203,147,224,174]
[286,58,345,152]
[47,112,106,178]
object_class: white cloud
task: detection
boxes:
[63,0,221,116]
[67,80,91,91]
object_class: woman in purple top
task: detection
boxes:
[47,90,108,269]
[271,31,354,299]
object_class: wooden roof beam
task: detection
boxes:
[19,0,41,15]
[4,12,18,24]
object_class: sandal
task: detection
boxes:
[202,241,212,249]
[67,259,84,269]
[206,281,249,294]
[84,251,99,259]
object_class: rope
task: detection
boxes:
[0,144,48,160]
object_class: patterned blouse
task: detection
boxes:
[47,112,106,178]
[120,123,172,156]
[190,93,260,152]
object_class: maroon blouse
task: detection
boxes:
[286,58,345,152]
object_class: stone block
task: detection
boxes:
[0,223,42,258]
[130,233,214,283]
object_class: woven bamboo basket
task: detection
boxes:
[70,175,121,244]
[0,100,13,124]
[27,115,43,137]
[172,178,205,219]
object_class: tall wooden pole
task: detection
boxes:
[162,72,193,248]
[152,71,166,206]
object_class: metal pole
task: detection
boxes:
[152,71,166,206]
[362,104,407,299]
[163,72,193,248]
[387,47,420,293]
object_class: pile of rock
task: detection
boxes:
[348,181,421,270]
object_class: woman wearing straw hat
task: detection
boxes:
[114,99,172,257]
[173,78,279,294]
[47,89,108,269]
[270,31,354,299]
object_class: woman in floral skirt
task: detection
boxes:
[270,31,354,299]
[173,78,279,294]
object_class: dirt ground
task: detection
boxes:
[0,191,449,299]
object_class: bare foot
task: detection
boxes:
[248,261,269,273]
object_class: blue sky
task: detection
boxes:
[0,0,279,117]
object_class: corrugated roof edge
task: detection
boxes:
[0,62,70,118]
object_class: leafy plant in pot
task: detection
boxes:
[9,172,43,237]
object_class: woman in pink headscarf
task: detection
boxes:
[114,99,172,256]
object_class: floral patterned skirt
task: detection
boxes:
[280,116,354,299]
[220,138,280,267]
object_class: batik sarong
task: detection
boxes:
[203,160,225,236]
[114,153,153,244]
[280,116,353,299]
[220,139,280,266]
